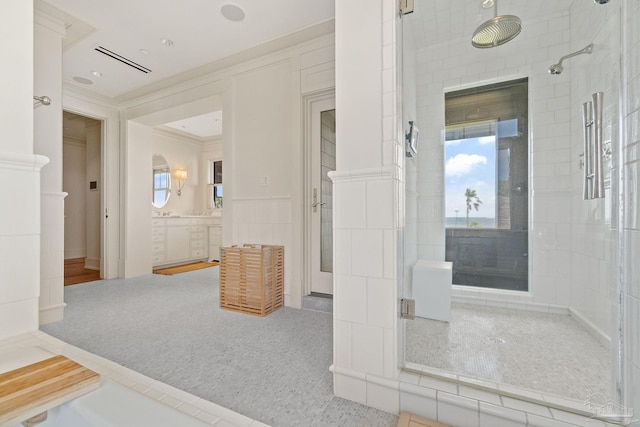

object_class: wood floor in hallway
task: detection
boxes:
[64,258,100,286]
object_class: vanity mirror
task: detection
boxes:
[152,154,171,208]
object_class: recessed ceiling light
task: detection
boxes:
[91,70,103,77]
[72,76,93,85]
[161,38,174,47]
[221,4,245,22]
[139,49,150,55]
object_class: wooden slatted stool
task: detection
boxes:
[397,411,454,427]
[0,355,100,426]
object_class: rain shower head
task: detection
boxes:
[548,43,594,75]
[472,0,522,48]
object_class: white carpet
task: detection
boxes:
[42,268,397,427]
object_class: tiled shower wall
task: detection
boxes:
[412,8,574,310]
[408,2,618,335]
[568,0,620,343]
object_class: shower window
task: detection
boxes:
[444,78,528,291]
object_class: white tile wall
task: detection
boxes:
[351,323,385,377]
[0,153,48,340]
[402,0,618,349]
[406,10,579,311]
[335,275,367,324]
[566,0,620,345]
[39,192,66,324]
[351,229,384,277]
[332,0,401,413]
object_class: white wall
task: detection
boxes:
[228,60,297,305]
[1,1,33,155]
[124,121,152,277]
[232,61,292,198]
[152,130,208,214]
[120,32,336,308]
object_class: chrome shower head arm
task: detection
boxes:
[549,43,593,74]
[557,43,594,67]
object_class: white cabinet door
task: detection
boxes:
[208,226,222,261]
[166,226,190,262]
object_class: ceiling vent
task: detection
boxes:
[94,46,152,74]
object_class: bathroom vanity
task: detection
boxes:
[151,216,220,267]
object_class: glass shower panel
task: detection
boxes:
[401,0,625,415]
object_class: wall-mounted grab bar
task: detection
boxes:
[582,101,593,200]
[592,92,604,198]
[581,92,605,200]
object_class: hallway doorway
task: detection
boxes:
[63,111,103,283]
[64,258,101,286]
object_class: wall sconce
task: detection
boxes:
[173,168,188,196]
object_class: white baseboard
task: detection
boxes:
[85,257,100,271]
[39,303,66,325]
[330,365,399,414]
[451,285,569,315]
[569,307,610,347]
[399,368,597,425]
[64,250,86,260]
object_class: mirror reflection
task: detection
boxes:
[152,154,171,208]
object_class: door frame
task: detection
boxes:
[63,93,121,280]
[302,89,335,296]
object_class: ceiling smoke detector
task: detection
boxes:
[221,4,245,22]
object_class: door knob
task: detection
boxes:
[312,188,326,213]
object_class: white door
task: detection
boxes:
[310,98,336,295]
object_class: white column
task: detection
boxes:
[124,121,153,278]
[34,10,67,324]
[0,1,50,339]
[332,0,402,414]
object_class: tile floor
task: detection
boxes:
[405,303,611,401]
